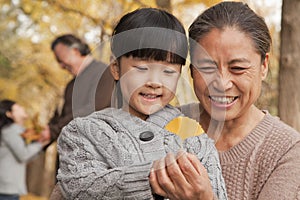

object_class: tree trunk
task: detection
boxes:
[26,143,57,198]
[279,0,300,131]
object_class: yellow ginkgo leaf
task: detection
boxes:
[165,116,204,140]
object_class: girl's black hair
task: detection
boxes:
[111,8,188,65]
[0,99,15,143]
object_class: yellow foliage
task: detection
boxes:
[20,193,47,200]
[180,0,221,7]
[165,116,204,140]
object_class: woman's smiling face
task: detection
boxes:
[191,27,268,121]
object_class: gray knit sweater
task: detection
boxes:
[57,105,227,199]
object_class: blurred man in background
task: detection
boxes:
[48,34,114,141]
[45,34,114,182]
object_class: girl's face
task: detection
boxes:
[111,56,181,120]
[191,27,268,122]
[6,103,28,125]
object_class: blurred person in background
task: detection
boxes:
[0,99,50,200]
[45,34,115,183]
[47,34,114,142]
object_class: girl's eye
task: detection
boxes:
[163,69,177,74]
[134,66,148,71]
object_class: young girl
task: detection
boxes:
[54,8,227,199]
[0,100,49,200]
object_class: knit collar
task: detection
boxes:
[146,104,182,127]
[218,111,274,164]
[98,105,181,139]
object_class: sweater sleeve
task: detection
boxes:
[257,141,300,200]
[57,118,154,200]
[183,134,228,200]
[2,124,42,162]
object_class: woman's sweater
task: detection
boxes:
[219,112,300,200]
[57,105,227,199]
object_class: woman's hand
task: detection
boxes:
[149,150,214,200]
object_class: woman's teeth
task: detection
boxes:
[210,96,236,104]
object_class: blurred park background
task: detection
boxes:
[2,0,299,199]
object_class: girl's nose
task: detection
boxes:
[145,70,163,88]
[145,79,163,88]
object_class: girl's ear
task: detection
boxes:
[110,58,120,81]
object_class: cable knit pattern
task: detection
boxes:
[57,105,227,199]
[218,112,300,200]
[185,136,227,200]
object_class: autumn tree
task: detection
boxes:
[279,0,300,131]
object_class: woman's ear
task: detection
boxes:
[110,58,120,81]
[261,53,269,80]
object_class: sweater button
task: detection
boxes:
[139,131,154,142]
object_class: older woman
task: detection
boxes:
[151,1,300,200]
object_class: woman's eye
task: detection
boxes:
[230,66,247,73]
